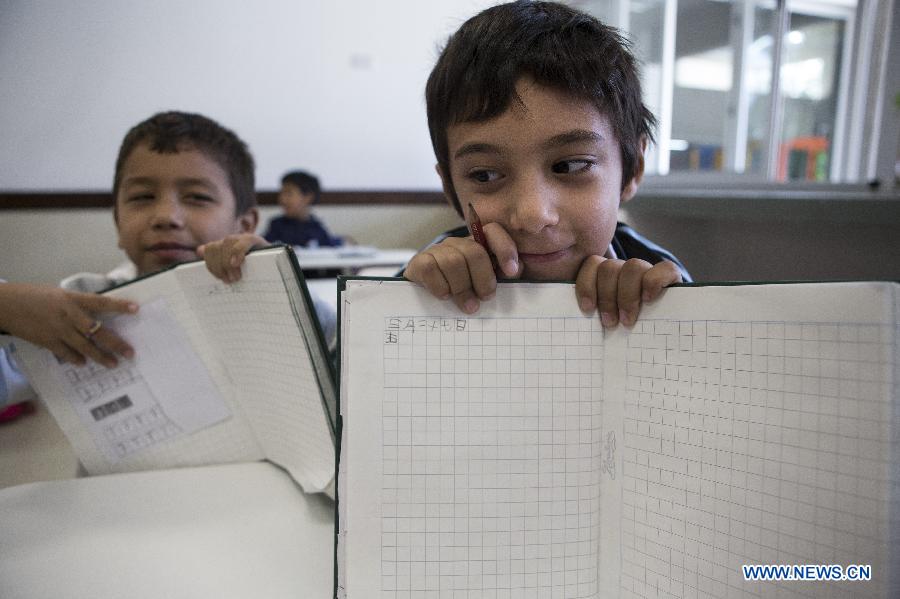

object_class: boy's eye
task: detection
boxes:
[552,159,594,174]
[468,169,502,183]
[185,193,215,203]
[127,193,154,202]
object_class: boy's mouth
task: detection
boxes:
[518,247,571,264]
[147,242,197,261]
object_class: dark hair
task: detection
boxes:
[426,0,656,216]
[113,111,256,215]
[281,170,321,204]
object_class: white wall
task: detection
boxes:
[0,0,496,191]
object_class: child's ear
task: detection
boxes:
[435,163,463,216]
[620,137,648,203]
[237,207,259,234]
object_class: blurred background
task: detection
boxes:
[1,0,897,284]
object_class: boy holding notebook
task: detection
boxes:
[404,0,690,325]
[67,110,334,343]
[1,112,335,410]
[0,111,260,413]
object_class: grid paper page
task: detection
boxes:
[17,250,333,491]
[340,280,898,599]
[178,254,335,492]
[379,315,605,599]
[620,319,894,599]
[17,271,265,476]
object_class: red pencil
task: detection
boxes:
[467,202,499,273]
[467,202,488,247]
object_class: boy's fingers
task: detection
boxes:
[223,234,262,283]
[76,337,120,368]
[50,342,85,367]
[429,242,478,298]
[236,234,260,255]
[203,244,228,281]
[595,259,625,327]
[63,327,117,368]
[452,289,481,314]
[90,327,134,360]
[71,310,134,361]
[428,242,486,313]
[574,255,604,313]
[75,293,139,315]
[482,223,520,278]
[455,240,496,300]
[220,239,239,282]
[616,259,652,327]
[405,253,451,299]
[642,261,683,302]
[405,234,500,309]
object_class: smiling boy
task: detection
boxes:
[0,112,263,417]
[405,1,690,325]
[112,112,258,277]
[56,110,336,352]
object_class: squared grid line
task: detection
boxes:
[381,316,603,598]
[620,319,892,599]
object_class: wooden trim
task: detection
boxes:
[0,193,114,209]
[0,190,447,210]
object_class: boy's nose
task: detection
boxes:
[150,195,186,229]
[507,175,559,233]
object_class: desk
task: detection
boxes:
[293,246,415,272]
[0,462,334,599]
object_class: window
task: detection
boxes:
[573,0,895,187]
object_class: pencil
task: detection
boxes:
[467,202,499,273]
[467,202,488,247]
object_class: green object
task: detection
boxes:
[815,151,829,181]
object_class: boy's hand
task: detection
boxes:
[404,223,521,314]
[197,234,268,283]
[575,257,681,327]
[0,283,137,367]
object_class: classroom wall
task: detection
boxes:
[1,1,898,287]
[0,0,496,191]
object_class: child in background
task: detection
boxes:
[404,1,690,325]
[263,171,342,248]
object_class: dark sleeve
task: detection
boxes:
[612,223,692,282]
[309,217,342,247]
[263,218,281,243]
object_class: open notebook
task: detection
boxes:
[14,246,336,494]
[337,279,898,598]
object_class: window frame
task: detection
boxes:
[594,0,898,196]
